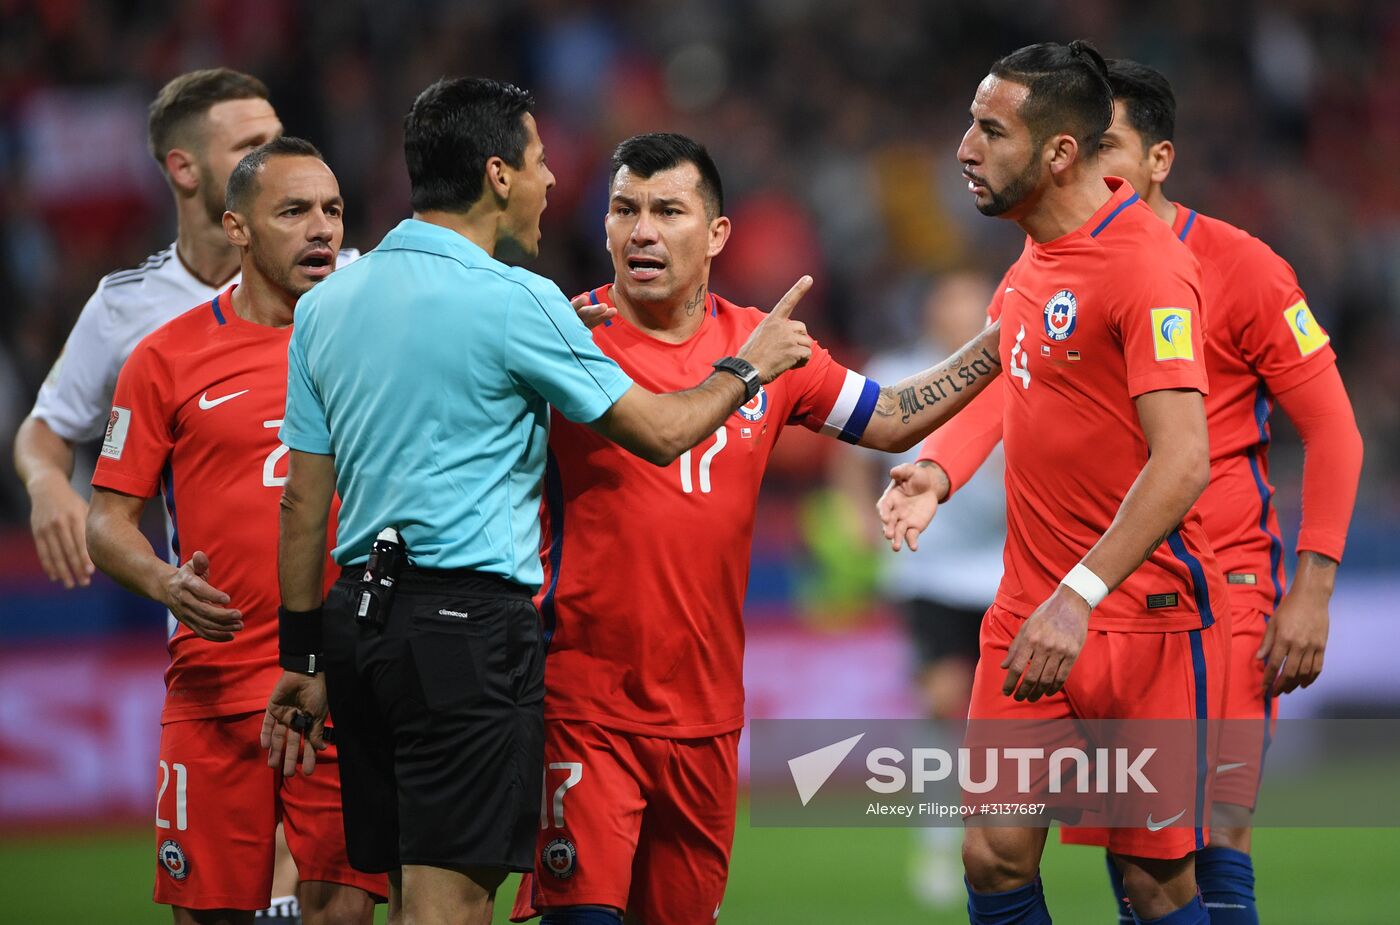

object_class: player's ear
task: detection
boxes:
[707,215,731,259]
[1148,139,1174,186]
[223,210,249,248]
[1047,132,1079,177]
[164,147,200,196]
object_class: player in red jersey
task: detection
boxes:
[881,58,1366,925]
[1053,60,1365,925]
[86,138,386,925]
[880,42,1230,924]
[508,132,1004,925]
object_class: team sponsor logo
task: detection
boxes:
[101,406,132,460]
[543,837,577,880]
[1150,308,1195,361]
[736,386,768,422]
[1284,300,1330,356]
[1042,289,1078,341]
[158,839,189,881]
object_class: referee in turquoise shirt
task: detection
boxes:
[261,77,814,925]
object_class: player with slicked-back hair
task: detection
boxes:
[879,40,1228,924]
[1048,57,1363,925]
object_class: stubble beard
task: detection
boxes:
[976,151,1043,218]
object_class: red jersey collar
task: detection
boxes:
[584,283,722,345]
[1171,202,1200,242]
[210,283,293,336]
[1032,177,1140,251]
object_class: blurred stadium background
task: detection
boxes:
[1,0,1397,921]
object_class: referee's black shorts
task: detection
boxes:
[322,565,545,874]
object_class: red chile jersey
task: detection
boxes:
[991,178,1227,633]
[540,285,880,737]
[1171,204,1339,615]
[92,286,336,723]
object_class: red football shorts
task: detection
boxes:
[971,603,1228,860]
[1062,605,1272,855]
[511,720,740,924]
[152,711,386,910]
[1212,606,1273,809]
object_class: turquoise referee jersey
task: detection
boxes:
[281,218,633,586]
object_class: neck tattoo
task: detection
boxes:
[684,285,706,317]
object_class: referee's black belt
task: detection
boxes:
[339,563,532,599]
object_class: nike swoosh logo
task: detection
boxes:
[1144,808,1187,831]
[1005,287,1016,294]
[198,389,249,410]
[1216,761,1248,774]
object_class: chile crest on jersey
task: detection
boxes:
[736,385,768,422]
[1043,289,1078,341]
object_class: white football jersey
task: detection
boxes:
[31,241,360,441]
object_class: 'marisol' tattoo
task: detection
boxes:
[874,346,1002,423]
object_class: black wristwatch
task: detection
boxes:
[712,356,761,402]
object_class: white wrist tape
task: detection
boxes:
[1060,563,1109,609]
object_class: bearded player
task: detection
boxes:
[85,138,386,925]
[880,41,1234,924]
[1058,60,1364,925]
[509,132,1006,925]
[880,57,1364,925]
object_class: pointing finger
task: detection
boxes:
[769,275,813,320]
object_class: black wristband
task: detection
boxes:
[278,606,324,675]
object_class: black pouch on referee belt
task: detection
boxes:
[355,527,407,630]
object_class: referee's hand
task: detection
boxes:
[261,671,329,777]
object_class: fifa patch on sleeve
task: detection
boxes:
[1284,300,1330,356]
[1150,308,1195,362]
[101,406,131,460]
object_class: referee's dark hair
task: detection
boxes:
[1106,59,1177,147]
[610,133,725,220]
[226,136,325,214]
[990,40,1115,155]
[404,77,535,213]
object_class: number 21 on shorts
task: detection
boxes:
[156,760,188,831]
[541,761,582,829]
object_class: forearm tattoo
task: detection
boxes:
[874,345,1001,424]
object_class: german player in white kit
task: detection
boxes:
[11,68,350,925]
[17,69,282,589]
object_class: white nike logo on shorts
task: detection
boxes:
[199,389,249,410]
[1216,761,1248,774]
[1144,808,1187,831]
